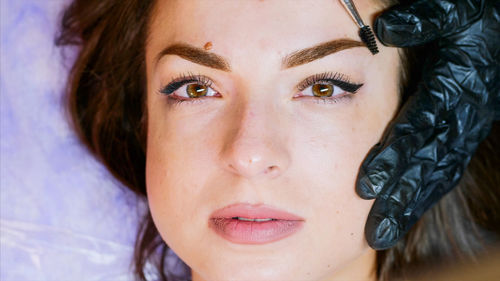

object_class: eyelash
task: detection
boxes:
[158,71,363,105]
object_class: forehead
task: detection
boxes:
[146,0,380,64]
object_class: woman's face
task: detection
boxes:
[145,0,399,280]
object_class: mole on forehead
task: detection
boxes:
[204,41,213,51]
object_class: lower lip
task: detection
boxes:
[209,218,304,244]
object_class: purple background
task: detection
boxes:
[0,1,189,280]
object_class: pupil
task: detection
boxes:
[312,84,333,97]
[187,84,208,98]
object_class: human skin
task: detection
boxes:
[144,0,400,280]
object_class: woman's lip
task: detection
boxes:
[209,203,305,221]
[209,203,304,244]
[209,218,304,244]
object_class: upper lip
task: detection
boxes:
[210,203,305,221]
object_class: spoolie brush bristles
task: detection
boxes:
[359,25,379,55]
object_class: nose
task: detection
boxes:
[220,101,290,180]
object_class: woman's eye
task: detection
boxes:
[295,72,363,103]
[181,83,217,98]
[162,82,220,102]
[187,84,208,98]
[303,83,346,98]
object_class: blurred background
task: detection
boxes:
[0,0,149,279]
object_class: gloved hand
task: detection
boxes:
[357,0,500,250]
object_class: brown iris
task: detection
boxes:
[186,84,208,98]
[312,84,333,97]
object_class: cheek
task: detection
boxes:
[292,107,386,224]
[145,109,219,250]
[291,60,400,251]
[145,111,187,246]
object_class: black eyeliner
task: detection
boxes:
[161,79,196,95]
[297,72,363,93]
[159,73,213,95]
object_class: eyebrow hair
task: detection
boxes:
[155,39,365,71]
[156,43,231,71]
[282,39,365,69]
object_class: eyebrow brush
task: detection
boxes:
[339,0,379,55]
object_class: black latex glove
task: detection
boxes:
[357,0,500,250]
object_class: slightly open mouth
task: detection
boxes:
[209,217,304,244]
[231,217,279,222]
[208,203,305,244]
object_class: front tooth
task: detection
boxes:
[237,217,254,221]
[236,217,273,222]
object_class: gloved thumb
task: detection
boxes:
[374,0,485,47]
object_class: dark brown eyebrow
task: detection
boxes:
[155,39,364,71]
[155,43,231,71]
[282,39,365,69]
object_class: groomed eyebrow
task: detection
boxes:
[155,39,365,71]
[156,43,231,71]
[282,39,365,69]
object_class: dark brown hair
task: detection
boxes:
[55,0,158,279]
[55,0,500,280]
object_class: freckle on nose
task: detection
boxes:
[265,165,277,174]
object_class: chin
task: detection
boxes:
[195,265,304,281]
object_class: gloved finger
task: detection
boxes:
[365,162,428,249]
[356,142,386,199]
[356,120,435,199]
[364,196,402,250]
[356,142,403,200]
[374,0,485,47]
[366,147,471,250]
[366,102,483,216]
